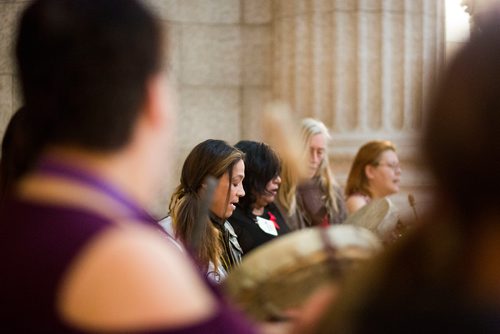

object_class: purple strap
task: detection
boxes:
[37,157,154,223]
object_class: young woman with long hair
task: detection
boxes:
[164,139,246,283]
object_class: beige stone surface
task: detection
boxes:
[241,87,271,140]
[273,0,301,18]
[144,0,240,24]
[0,2,29,142]
[178,87,240,149]
[332,0,357,11]
[164,22,182,84]
[272,0,443,135]
[181,25,241,86]
[175,0,240,24]
[0,3,24,74]
[332,11,359,131]
[271,17,292,101]
[380,0,405,12]
[242,26,272,86]
[142,0,179,21]
[11,75,21,111]
[0,75,13,139]
[243,0,272,24]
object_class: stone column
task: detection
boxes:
[271,0,445,216]
[0,2,26,137]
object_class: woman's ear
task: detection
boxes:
[365,164,375,180]
[144,74,165,127]
[142,73,175,136]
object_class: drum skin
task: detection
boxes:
[345,198,397,235]
[223,225,381,321]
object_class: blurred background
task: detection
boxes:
[0,0,488,218]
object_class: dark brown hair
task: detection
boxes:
[424,14,500,219]
[16,0,163,151]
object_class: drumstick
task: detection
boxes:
[261,101,308,181]
[191,176,218,253]
[408,193,419,222]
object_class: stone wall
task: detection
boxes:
[0,0,446,218]
[0,1,26,137]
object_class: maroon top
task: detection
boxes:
[0,197,256,333]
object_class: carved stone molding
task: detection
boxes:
[270,0,445,215]
[272,0,444,147]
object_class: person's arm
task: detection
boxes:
[345,195,368,215]
[57,223,219,332]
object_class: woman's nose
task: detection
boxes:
[237,184,245,197]
[274,175,282,184]
[312,151,323,165]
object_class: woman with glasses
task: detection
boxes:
[345,140,401,214]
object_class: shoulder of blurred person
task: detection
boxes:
[345,194,370,215]
[58,218,219,331]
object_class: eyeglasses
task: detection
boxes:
[375,162,401,171]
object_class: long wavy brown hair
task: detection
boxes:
[168,139,243,271]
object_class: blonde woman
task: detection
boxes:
[345,140,401,214]
[296,118,347,227]
[164,139,246,283]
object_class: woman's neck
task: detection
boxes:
[252,205,265,216]
[368,186,385,200]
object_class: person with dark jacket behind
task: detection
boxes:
[228,140,290,255]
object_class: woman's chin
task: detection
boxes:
[224,205,236,218]
[264,195,276,206]
[389,188,399,195]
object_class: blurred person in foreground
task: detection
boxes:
[0,107,40,205]
[298,8,500,334]
[0,0,257,332]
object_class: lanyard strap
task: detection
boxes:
[37,157,154,223]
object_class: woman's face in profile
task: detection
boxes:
[211,159,245,219]
[366,150,401,197]
[254,175,281,208]
[307,133,326,178]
